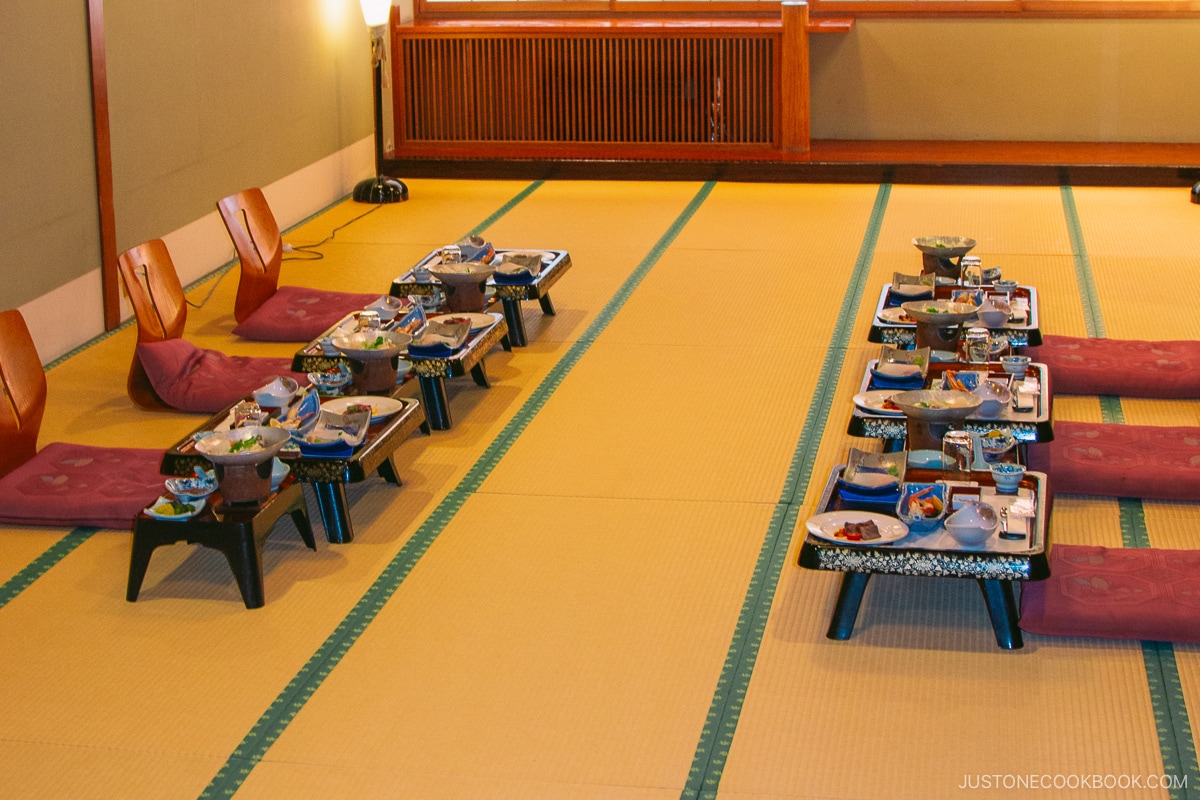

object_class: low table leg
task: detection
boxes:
[126,533,159,602]
[501,298,528,347]
[978,578,1023,650]
[419,375,452,430]
[471,359,490,388]
[290,505,317,551]
[376,454,403,486]
[211,533,266,610]
[828,572,871,640]
[538,294,556,316]
[313,481,354,544]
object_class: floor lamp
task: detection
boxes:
[354,0,408,204]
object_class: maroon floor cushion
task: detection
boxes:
[0,442,166,529]
[231,285,381,342]
[1027,421,1200,500]
[1020,545,1200,643]
[137,339,307,413]
[1027,335,1200,398]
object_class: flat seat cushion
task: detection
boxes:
[137,339,306,414]
[0,442,165,529]
[1020,545,1200,644]
[1027,421,1200,500]
[1027,335,1200,398]
[232,285,381,342]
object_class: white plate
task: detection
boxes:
[321,396,405,423]
[852,389,904,416]
[877,307,915,325]
[143,495,205,521]
[930,350,958,362]
[806,511,909,546]
[429,312,498,332]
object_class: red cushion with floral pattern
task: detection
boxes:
[1026,421,1200,500]
[232,285,381,342]
[1020,545,1200,643]
[0,442,165,530]
[136,339,306,414]
[1026,335,1200,397]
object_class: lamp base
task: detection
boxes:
[353,176,409,204]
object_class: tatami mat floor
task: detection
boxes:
[1,180,1197,799]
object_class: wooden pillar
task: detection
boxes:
[781,0,811,158]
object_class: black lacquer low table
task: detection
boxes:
[160,393,427,544]
[798,466,1051,649]
[389,248,572,348]
[127,477,314,609]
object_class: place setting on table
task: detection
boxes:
[129,422,317,610]
[798,436,1050,650]
[292,285,509,431]
[160,360,427,546]
[870,236,1041,351]
[389,237,573,348]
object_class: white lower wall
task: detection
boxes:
[23,137,375,365]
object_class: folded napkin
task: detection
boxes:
[408,320,470,358]
[493,253,543,285]
[885,288,933,307]
[870,375,925,391]
[837,485,903,505]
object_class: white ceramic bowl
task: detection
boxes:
[364,295,405,322]
[332,330,413,361]
[252,376,301,410]
[195,426,291,466]
[889,389,983,423]
[973,381,1013,415]
[901,300,981,326]
[944,501,999,545]
[912,236,977,259]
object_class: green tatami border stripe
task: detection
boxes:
[198,181,716,799]
[1063,187,1197,799]
[683,183,892,800]
[465,180,544,238]
[0,529,97,609]
[1060,186,1105,340]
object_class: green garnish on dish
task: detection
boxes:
[363,335,387,350]
[228,435,263,454]
[152,499,194,516]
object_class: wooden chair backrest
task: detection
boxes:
[117,239,187,410]
[0,310,48,478]
[216,188,283,324]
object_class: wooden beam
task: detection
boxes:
[86,0,120,331]
[780,0,811,157]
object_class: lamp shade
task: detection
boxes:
[359,0,391,26]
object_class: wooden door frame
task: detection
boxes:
[87,0,120,331]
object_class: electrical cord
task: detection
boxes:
[178,199,388,308]
[282,202,385,262]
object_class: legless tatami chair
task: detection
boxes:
[117,239,304,413]
[216,188,379,341]
[0,309,165,528]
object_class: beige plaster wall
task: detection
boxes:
[104,0,376,253]
[809,18,1200,142]
[0,1,103,309]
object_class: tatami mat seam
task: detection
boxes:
[0,529,96,610]
[196,182,718,799]
[1065,186,1199,797]
[682,184,892,800]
